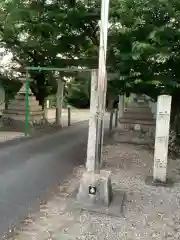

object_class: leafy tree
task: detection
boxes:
[65,76,90,108]
[0,0,100,106]
[0,75,21,109]
[107,0,180,130]
[1,0,180,134]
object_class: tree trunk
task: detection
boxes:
[5,92,9,110]
[107,97,114,111]
[118,95,124,118]
[56,78,64,126]
[30,72,47,109]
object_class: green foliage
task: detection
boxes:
[108,0,180,97]
[0,74,22,109]
[1,0,180,113]
[65,77,90,108]
[0,0,99,105]
[0,75,21,100]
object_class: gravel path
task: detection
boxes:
[5,141,180,240]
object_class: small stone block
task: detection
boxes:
[77,171,112,206]
[145,176,174,187]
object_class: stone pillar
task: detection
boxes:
[145,95,157,119]
[77,70,112,206]
[118,95,124,118]
[56,78,64,126]
[130,93,136,104]
[44,100,50,120]
[153,95,172,183]
[46,100,50,109]
[151,101,157,119]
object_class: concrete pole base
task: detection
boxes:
[77,170,112,206]
[65,170,124,217]
[145,176,174,187]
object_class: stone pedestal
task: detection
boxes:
[2,82,44,134]
[77,170,112,206]
[67,172,123,216]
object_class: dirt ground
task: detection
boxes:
[0,109,90,141]
[45,108,90,125]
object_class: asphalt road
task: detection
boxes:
[0,118,110,237]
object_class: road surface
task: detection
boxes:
[0,118,110,237]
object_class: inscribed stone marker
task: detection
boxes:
[153,95,172,183]
[118,95,124,118]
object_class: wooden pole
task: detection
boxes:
[109,110,113,135]
[115,109,118,128]
[25,72,29,137]
[68,107,71,126]
[118,95,124,118]
[56,77,64,126]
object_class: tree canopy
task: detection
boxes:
[0,0,180,116]
[109,0,180,97]
[0,0,100,104]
